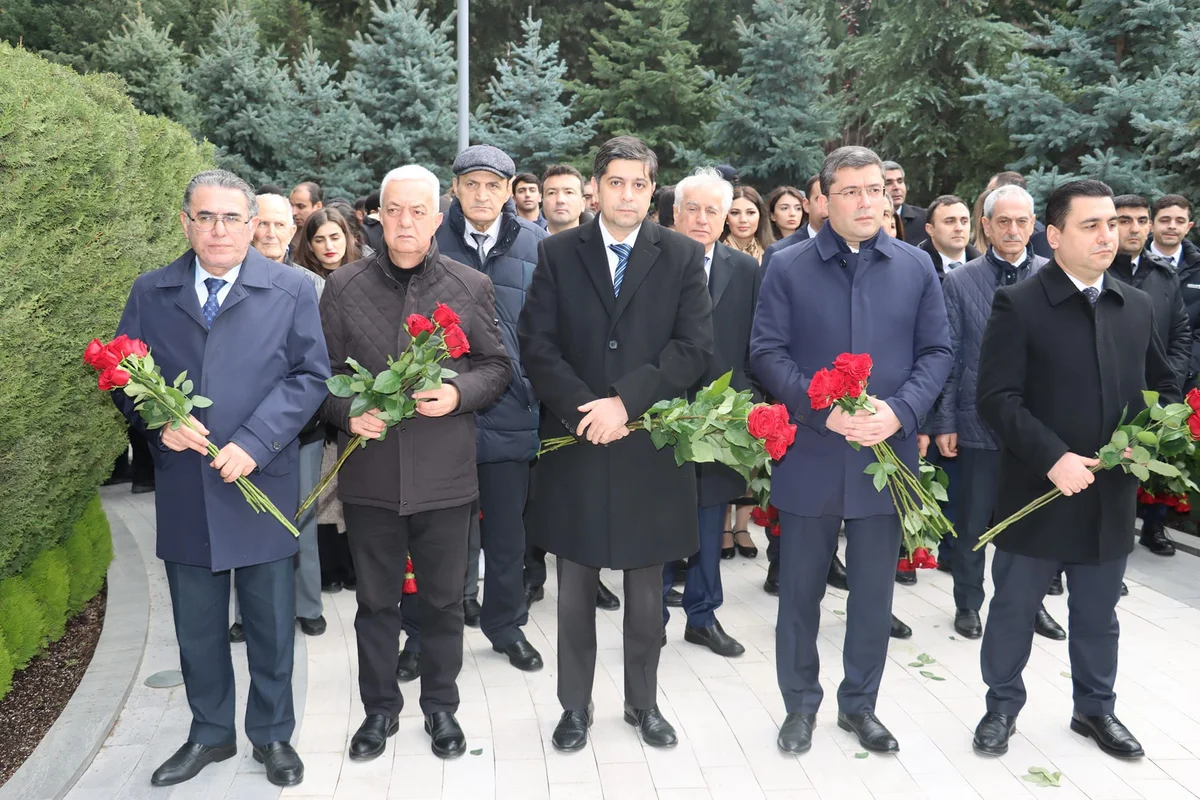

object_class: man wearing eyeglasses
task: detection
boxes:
[112,169,330,789]
[751,146,952,756]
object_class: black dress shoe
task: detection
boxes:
[777,712,816,754]
[130,481,156,494]
[624,704,678,748]
[733,530,758,558]
[596,582,620,610]
[764,561,780,595]
[826,554,849,591]
[525,584,545,605]
[890,615,912,640]
[425,712,466,759]
[1047,573,1064,595]
[349,714,399,761]
[102,472,132,487]
[972,712,1016,755]
[1121,581,1129,597]
[494,639,544,671]
[298,615,326,636]
[936,560,953,573]
[664,588,684,607]
[721,531,736,560]
[671,560,688,585]
[552,704,593,752]
[229,623,245,643]
[150,741,237,786]
[321,580,344,593]
[1034,605,1066,640]
[464,597,482,628]
[253,741,304,787]
[396,649,421,682]
[343,573,357,590]
[1140,524,1176,556]
[1070,711,1144,759]
[895,568,917,586]
[837,711,899,753]
[684,621,745,657]
[954,608,982,639]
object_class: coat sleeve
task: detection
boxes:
[611,240,714,418]
[230,279,332,468]
[1149,305,1182,405]
[930,276,963,436]
[319,278,354,432]
[745,264,766,402]
[447,278,511,414]
[885,261,953,439]
[1165,283,1193,396]
[977,288,1070,477]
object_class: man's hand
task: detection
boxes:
[843,398,903,447]
[210,442,257,483]
[161,415,211,455]
[414,384,461,418]
[1047,452,1100,496]
[826,405,856,435]
[349,408,387,439]
[577,397,629,445]
[917,433,931,458]
[936,432,958,459]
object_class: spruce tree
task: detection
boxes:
[345,0,457,183]
[473,11,601,175]
[1131,24,1200,198]
[96,10,197,129]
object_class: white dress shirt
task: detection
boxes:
[194,258,241,308]
[1129,253,1141,276]
[464,215,503,261]
[1150,242,1181,268]
[1064,270,1104,294]
[703,245,715,282]
[938,250,968,272]
[806,223,819,240]
[599,218,642,282]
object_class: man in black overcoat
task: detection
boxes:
[518,136,713,752]
[973,180,1177,760]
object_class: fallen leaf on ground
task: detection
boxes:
[854,752,869,759]
[1022,766,1062,787]
[919,670,945,681]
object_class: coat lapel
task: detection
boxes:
[612,221,661,323]
[160,251,207,330]
[709,242,734,310]
[575,218,616,317]
[211,249,274,325]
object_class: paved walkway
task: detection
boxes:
[68,489,1200,799]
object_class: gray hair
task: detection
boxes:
[983,185,1036,219]
[881,160,904,176]
[182,169,257,217]
[255,193,294,225]
[673,167,734,216]
[380,165,441,211]
[820,146,885,198]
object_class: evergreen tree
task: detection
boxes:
[473,11,601,174]
[576,0,714,180]
[345,0,457,183]
[96,10,197,129]
[1131,24,1200,198]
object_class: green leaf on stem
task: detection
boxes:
[191,395,213,409]
[349,394,374,419]
[373,370,403,395]
[1136,430,1159,447]
[1144,460,1180,477]
[872,468,888,493]
[181,380,193,395]
[929,482,948,502]
[327,374,355,397]
[1110,430,1129,450]
[173,370,187,388]
[1130,446,1151,465]
[1129,464,1150,481]
[1143,390,1160,409]
[440,368,458,379]
[691,440,716,463]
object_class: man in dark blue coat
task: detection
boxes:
[114,170,330,788]
[751,147,952,756]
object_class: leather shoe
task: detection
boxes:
[972,712,1016,755]
[425,712,467,759]
[131,481,156,494]
[349,715,399,761]
[524,584,545,605]
[596,582,620,610]
[1047,573,1064,595]
[493,639,543,671]
[671,560,688,584]
[684,621,745,657]
[624,704,678,748]
[298,615,326,636]
[664,588,683,607]
[463,597,482,628]
[1121,581,1129,597]
[1140,523,1176,556]
[936,560,953,573]
[1034,605,1065,640]
[890,615,912,640]
[1070,711,1144,759]
[228,623,245,643]
[321,580,344,593]
[895,568,917,586]
[252,741,304,787]
[954,608,982,639]
[837,711,899,753]
[396,649,421,682]
[764,561,780,595]
[826,554,849,591]
[551,703,594,752]
[777,712,816,754]
[150,741,236,786]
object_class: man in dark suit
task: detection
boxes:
[519,136,713,752]
[751,147,952,755]
[114,170,330,788]
[972,180,1177,760]
[660,167,761,657]
[761,174,826,273]
[883,160,928,245]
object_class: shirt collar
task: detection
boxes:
[465,214,503,246]
[599,216,642,251]
[1063,269,1104,293]
[1150,242,1180,266]
[194,257,242,288]
[806,223,819,240]
[987,246,1027,267]
[938,249,967,271]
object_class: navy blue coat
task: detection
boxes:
[114,249,331,571]
[749,225,953,518]
[436,200,546,463]
[760,227,810,272]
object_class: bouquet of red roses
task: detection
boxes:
[84,335,300,537]
[808,352,953,569]
[296,303,470,517]
[750,503,781,537]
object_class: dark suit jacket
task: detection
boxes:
[518,218,714,568]
[761,226,811,272]
[1109,252,1192,394]
[899,204,929,245]
[977,263,1177,564]
[917,239,983,281]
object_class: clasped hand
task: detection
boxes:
[160,415,257,483]
[577,396,629,445]
[827,397,902,447]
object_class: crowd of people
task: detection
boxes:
[105,132,1199,790]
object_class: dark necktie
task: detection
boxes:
[610,243,632,296]
[949,261,963,271]
[1083,286,1100,306]
[471,232,488,260]
[202,277,227,329]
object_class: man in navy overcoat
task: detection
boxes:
[750,147,952,756]
[114,170,330,789]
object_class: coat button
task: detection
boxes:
[402,502,408,508]
[272,441,281,450]
[608,340,618,350]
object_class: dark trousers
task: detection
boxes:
[953,447,998,611]
[557,558,662,711]
[767,532,780,564]
[164,557,295,747]
[662,504,725,628]
[112,426,155,483]
[317,524,356,585]
[524,544,548,590]
[343,502,471,716]
[777,512,901,714]
[1137,501,1168,529]
[981,550,1126,716]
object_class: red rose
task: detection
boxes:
[828,368,861,401]
[748,404,787,439]
[897,558,915,572]
[98,367,130,391]
[834,352,873,383]
[1178,498,1191,513]
[1188,413,1200,441]
[442,324,471,358]
[766,421,797,461]
[807,369,834,410]
[407,314,436,338]
[766,505,779,522]
[432,302,461,329]
[83,339,107,369]
[1187,388,1200,412]
[750,507,772,528]
[768,522,781,537]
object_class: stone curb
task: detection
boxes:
[0,506,150,800]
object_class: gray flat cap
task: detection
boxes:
[453,145,516,180]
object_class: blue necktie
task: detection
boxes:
[609,243,632,296]
[202,277,227,328]
[1083,286,1100,306]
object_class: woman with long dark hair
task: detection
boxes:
[766,186,805,241]
[722,185,775,264]
[293,206,362,278]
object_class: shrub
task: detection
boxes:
[0,630,12,700]
[67,496,113,614]
[25,547,71,641]
[0,577,48,671]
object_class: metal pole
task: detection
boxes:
[457,0,469,153]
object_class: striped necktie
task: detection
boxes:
[609,243,632,296]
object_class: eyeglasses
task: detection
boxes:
[828,185,886,201]
[187,212,249,232]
